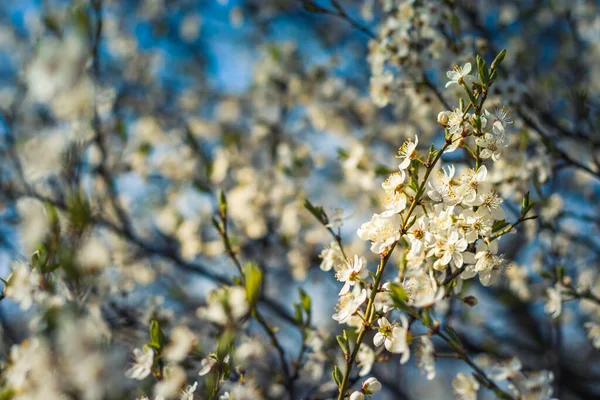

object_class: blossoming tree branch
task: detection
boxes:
[0,1,600,400]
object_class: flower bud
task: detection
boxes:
[362,377,382,395]
[463,295,478,307]
[437,111,449,126]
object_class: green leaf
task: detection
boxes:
[336,148,349,160]
[521,191,537,217]
[522,191,530,209]
[491,219,509,233]
[66,190,93,232]
[444,326,462,347]
[268,45,282,62]
[556,266,565,281]
[476,55,489,85]
[216,328,235,361]
[148,319,166,351]
[332,365,343,388]
[218,188,228,218]
[211,216,222,232]
[428,144,438,163]
[304,199,329,226]
[43,15,62,36]
[0,388,15,400]
[31,246,48,272]
[388,283,408,305]
[421,309,431,326]
[539,270,554,280]
[299,288,311,315]
[488,69,498,84]
[71,3,91,35]
[375,164,395,176]
[294,304,303,325]
[336,332,349,359]
[490,49,507,70]
[244,261,263,308]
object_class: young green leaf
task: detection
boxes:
[244,261,263,308]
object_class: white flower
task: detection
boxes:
[373,282,394,314]
[478,190,505,220]
[154,365,187,398]
[357,213,401,254]
[326,208,347,229]
[476,132,504,161]
[217,383,259,399]
[403,270,445,308]
[544,285,563,319]
[445,62,475,88]
[361,377,382,396]
[333,289,367,324]
[4,261,44,310]
[198,355,218,376]
[336,255,365,295]
[180,381,198,400]
[381,172,408,215]
[407,216,435,257]
[417,336,436,380]
[370,70,394,107]
[429,228,468,270]
[489,357,522,381]
[373,316,410,363]
[319,241,342,272]
[456,165,487,206]
[508,370,554,399]
[196,286,249,325]
[452,372,479,400]
[164,325,197,363]
[427,166,460,205]
[4,338,49,391]
[461,241,504,286]
[458,208,494,243]
[506,263,531,301]
[125,345,154,380]
[349,391,365,400]
[585,322,600,349]
[444,108,471,150]
[397,135,419,171]
[25,33,87,102]
[484,106,513,135]
[541,193,564,221]
[356,345,376,377]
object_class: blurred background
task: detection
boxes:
[1,0,600,399]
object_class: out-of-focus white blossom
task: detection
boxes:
[164,325,196,363]
[417,336,436,380]
[125,346,154,381]
[196,286,249,325]
[452,372,479,400]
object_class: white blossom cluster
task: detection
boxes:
[0,1,600,399]
[322,57,559,400]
